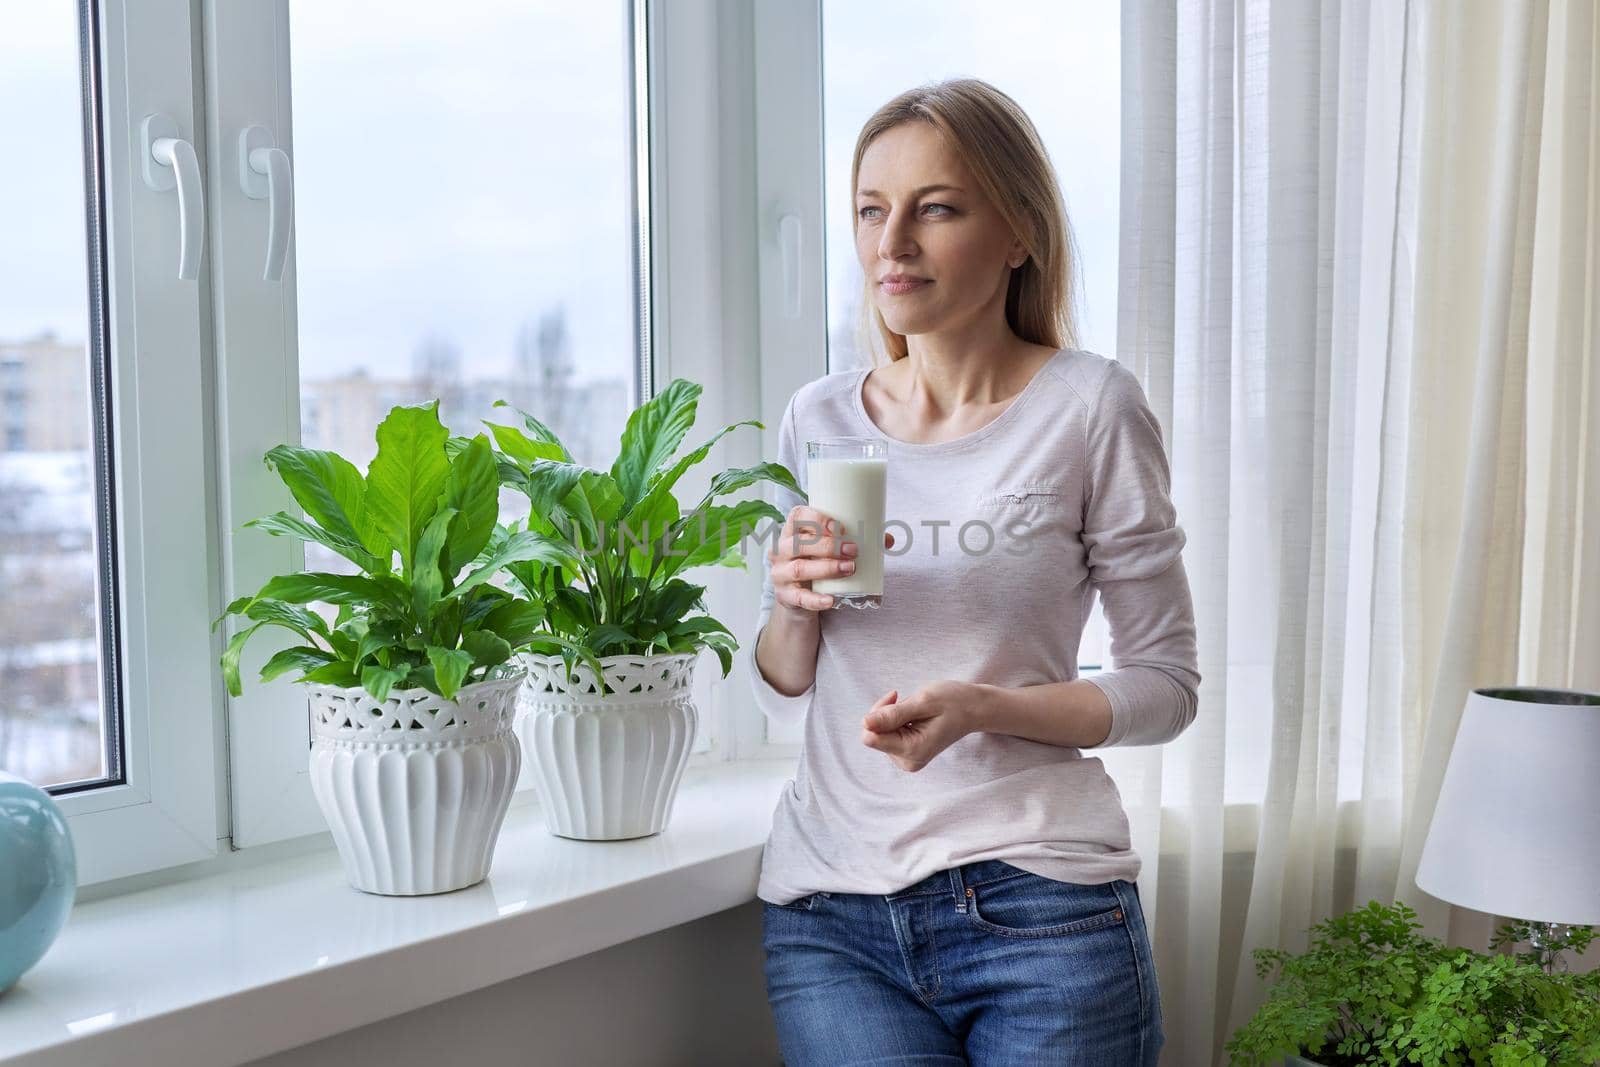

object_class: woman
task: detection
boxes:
[746,79,1198,1066]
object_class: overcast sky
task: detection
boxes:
[3,1,1118,383]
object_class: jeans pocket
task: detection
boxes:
[966,874,1126,939]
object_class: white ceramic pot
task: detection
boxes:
[515,651,698,841]
[306,671,524,896]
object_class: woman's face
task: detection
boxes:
[854,121,1024,340]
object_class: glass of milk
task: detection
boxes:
[805,437,888,610]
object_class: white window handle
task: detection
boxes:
[778,212,803,318]
[140,114,205,281]
[239,125,294,282]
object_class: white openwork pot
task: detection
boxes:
[515,651,698,841]
[305,671,524,896]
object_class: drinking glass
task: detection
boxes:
[804,437,887,609]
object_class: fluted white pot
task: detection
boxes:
[306,671,524,896]
[515,651,698,841]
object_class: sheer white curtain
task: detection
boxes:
[1113,0,1599,1062]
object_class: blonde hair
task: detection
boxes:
[849,78,1082,366]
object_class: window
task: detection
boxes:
[0,0,227,886]
[287,4,638,480]
[3,0,804,883]
[207,1,676,850]
[0,5,119,791]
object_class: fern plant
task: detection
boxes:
[1225,900,1600,1066]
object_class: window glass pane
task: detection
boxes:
[819,1,1119,673]
[0,5,114,789]
[289,0,639,579]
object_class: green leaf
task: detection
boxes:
[501,558,546,600]
[411,505,459,621]
[255,572,409,614]
[552,586,597,631]
[586,623,636,654]
[703,461,805,504]
[643,579,704,629]
[563,470,625,552]
[625,418,762,523]
[366,402,451,576]
[663,500,783,578]
[519,458,590,529]
[261,445,389,559]
[611,378,701,513]
[326,616,364,659]
[222,599,341,674]
[699,632,735,677]
[241,597,331,641]
[460,630,513,670]
[214,593,259,631]
[242,511,386,573]
[302,660,361,688]
[459,585,511,628]
[356,619,403,666]
[360,663,411,702]
[259,646,337,684]
[623,485,679,575]
[666,615,733,640]
[426,594,465,650]
[488,401,574,462]
[426,645,474,700]
[480,599,546,646]
[221,621,267,697]
[522,633,607,687]
[483,420,568,466]
[441,435,500,574]
[448,530,584,600]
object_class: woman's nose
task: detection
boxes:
[878,216,917,260]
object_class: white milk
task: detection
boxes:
[806,457,887,599]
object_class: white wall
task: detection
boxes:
[244,903,780,1067]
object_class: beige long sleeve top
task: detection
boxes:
[746,346,1201,905]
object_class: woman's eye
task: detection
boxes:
[857,204,953,220]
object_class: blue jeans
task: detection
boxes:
[761,860,1163,1066]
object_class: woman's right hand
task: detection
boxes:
[769,505,895,615]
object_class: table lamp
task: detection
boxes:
[1415,686,1600,971]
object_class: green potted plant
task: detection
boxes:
[214,400,574,896]
[1225,900,1600,1066]
[483,378,802,840]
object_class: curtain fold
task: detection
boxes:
[1116,1,1599,1062]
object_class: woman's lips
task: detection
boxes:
[880,278,931,295]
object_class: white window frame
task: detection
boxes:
[748,0,828,754]
[649,0,828,763]
[56,0,226,886]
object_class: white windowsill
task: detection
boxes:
[0,758,797,1067]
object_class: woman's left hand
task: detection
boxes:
[861,680,982,773]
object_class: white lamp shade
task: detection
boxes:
[1415,686,1600,926]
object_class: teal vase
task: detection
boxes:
[0,770,77,994]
